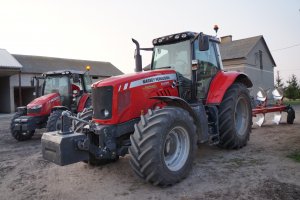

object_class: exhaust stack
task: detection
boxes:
[132,38,142,72]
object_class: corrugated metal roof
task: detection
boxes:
[12,54,123,77]
[0,49,22,68]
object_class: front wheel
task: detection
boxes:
[11,111,34,141]
[46,110,66,132]
[218,83,252,149]
[129,107,197,186]
[74,108,119,165]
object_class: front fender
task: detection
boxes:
[151,96,194,117]
[77,93,90,112]
[206,71,252,105]
[51,106,69,112]
[150,96,209,142]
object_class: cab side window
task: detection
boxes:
[194,41,219,99]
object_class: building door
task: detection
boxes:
[14,87,35,110]
[0,76,11,113]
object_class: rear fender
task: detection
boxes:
[150,96,209,142]
[206,71,252,105]
[77,93,90,112]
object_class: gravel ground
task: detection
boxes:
[0,106,299,200]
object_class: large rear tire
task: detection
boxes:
[10,112,34,141]
[218,83,252,149]
[74,108,119,165]
[74,108,93,133]
[129,107,197,186]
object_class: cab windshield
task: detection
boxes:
[152,40,191,78]
[44,76,69,97]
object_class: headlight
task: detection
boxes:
[101,109,110,118]
[30,104,42,110]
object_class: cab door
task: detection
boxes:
[194,41,220,99]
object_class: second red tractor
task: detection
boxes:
[11,70,92,141]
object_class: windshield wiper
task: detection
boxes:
[157,66,172,69]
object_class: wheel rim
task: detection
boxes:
[234,95,249,136]
[163,126,190,171]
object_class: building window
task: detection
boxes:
[259,50,263,70]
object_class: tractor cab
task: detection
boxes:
[151,32,223,101]
[41,70,92,112]
[11,68,92,141]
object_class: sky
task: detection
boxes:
[0,0,299,84]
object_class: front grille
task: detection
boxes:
[92,86,113,119]
[27,107,42,114]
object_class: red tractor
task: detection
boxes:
[42,30,253,186]
[11,69,92,141]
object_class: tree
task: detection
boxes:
[275,70,284,88]
[284,74,300,100]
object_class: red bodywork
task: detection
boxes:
[92,69,178,125]
[27,92,90,116]
[206,71,252,105]
[92,69,252,125]
[27,93,61,116]
[77,93,90,112]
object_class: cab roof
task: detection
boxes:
[44,70,85,76]
[152,31,219,46]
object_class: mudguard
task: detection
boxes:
[206,71,252,105]
[77,93,90,112]
[151,96,209,142]
[51,106,69,112]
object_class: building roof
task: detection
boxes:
[0,49,22,68]
[219,35,276,66]
[12,54,123,77]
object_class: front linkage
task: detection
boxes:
[42,110,123,166]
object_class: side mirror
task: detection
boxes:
[73,74,80,83]
[198,34,209,51]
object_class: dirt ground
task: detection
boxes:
[0,106,300,200]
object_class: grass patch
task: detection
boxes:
[287,151,300,163]
[283,99,300,105]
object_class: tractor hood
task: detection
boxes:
[27,93,61,116]
[27,93,60,107]
[92,69,177,88]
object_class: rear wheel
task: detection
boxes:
[74,108,93,133]
[218,83,252,149]
[129,107,197,186]
[74,108,119,165]
[11,112,34,141]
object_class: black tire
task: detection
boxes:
[74,108,93,133]
[287,107,295,124]
[129,107,197,186]
[218,83,252,149]
[46,110,66,132]
[10,112,34,141]
[74,108,119,165]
